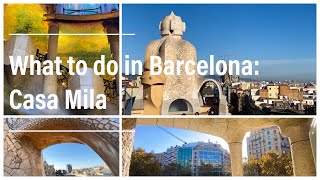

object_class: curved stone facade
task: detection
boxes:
[4,118,119,176]
[122,118,316,176]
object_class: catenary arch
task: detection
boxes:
[197,78,229,115]
[168,99,194,114]
[198,79,223,100]
[134,118,292,142]
[125,118,316,176]
[4,118,119,176]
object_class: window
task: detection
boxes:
[268,146,272,150]
[268,136,271,140]
[275,146,279,150]
[268,141,271,145]
[267,131,270,135]
[273,130,276,134]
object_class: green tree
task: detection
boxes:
[129,148,162,176]
[243,151,293,176]
[198,163,214,176]
[282,153,294,175]
[163,163,191,176]
[177,164,192,176]
[259,152,293,176]
[163,163,179,176]
[198,163,225,176]
[14,7,34,33]
[243,157,261,176]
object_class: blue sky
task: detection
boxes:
[43,143,105,170]
[42,118,118,170]
[133,126,250,158]
[123,4,316,82]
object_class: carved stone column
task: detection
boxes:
[224,121,246,176]
[43,21,59,95]
[122,118,137,176]
[102,19,119,95]
[4,121,42,176]
[228,142,243,176]
[278,118,316,176]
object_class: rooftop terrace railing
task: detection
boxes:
[63,6,102,15]
[55,4,119,16]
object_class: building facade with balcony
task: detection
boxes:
[247,126,291,158]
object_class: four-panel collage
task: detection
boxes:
[2,2,318,178]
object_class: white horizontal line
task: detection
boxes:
[9,130,119,133]
[122,115,317,118]
[122,130,135,133]
[4,115,120,118]
[9,33,135,36]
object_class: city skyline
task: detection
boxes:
[123,4,316,82]
[43,143,105,170]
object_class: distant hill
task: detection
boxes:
[123,73,259,82]
[203,75,259,82]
